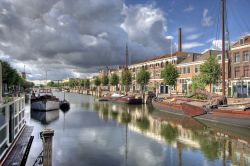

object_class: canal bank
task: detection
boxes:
[25,92,249,166]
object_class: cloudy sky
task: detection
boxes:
[0,0,250,80]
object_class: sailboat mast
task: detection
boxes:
[125,44,129,95]
[221,0,226,96]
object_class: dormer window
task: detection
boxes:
[240,38,244,45]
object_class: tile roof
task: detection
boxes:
[178,50,221,64]
[232,35,250,48]
[132,51,193,65]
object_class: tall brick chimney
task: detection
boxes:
[178,28,182,52]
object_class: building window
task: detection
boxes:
[234,53,240,63]
[195,65,199,73]
[234,66,240,78]
[217,55,221,60]
[179,68,182,74]
[240,38,244,45]
[183,67,186,74]
[243,51,249,62]
[187,67,190,73]
[244,66,249,77]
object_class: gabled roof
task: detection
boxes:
[232,35,250,48]
[178,50,221,65]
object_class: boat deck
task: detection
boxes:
[195,114,250,129]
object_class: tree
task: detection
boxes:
[68,79,75,88]
[80,80,85,87]
[121,69,132,93]
[84,79,90,89]
[161,63,179,94]
[190,75,206,97]
[200,56,220,92]
[101,75,109,86]
[121,70,132,86]
[1,60,25,90]
[136,67,150,91]
[94,77,101,87]
[110,73,119,90]
[47,81,55,87]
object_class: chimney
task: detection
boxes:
[178,28,182,52]
[0,62,2,103]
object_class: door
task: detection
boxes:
[160,85,164,93]
[165,85,168,94]
[182,83,187,93]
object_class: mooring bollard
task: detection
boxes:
[41,129,54,166]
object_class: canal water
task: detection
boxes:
[26,92,250,166]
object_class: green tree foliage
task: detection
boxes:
[1,60,26,89]
[110,73,119,86]
[160,123,178,144]
[101,75,109,86]
[136,67,150,91]
[121,69,132,86]
[190,75,206,95]
[68,79,75,88]
[47,81,55,87]
[200,56,220,92]
[84,79,90,89]
[80,80,85,87]
[161,63,179,87]
[94,77,101,86]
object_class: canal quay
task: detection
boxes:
[20,92,249,166]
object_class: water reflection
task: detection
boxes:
[26,93,250,166]
[31,109,59,125]
[95,101,250,166]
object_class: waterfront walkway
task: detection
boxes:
[2,125,34,166]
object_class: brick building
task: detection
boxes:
[230,35,250,97]
[176,50,230,95]
[128,51,190,94]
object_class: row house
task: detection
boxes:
[230,35,250,97]
[128,51,191,94]
[176,50,230,95]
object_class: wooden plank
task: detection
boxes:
[3,126,33,166]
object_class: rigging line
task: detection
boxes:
[241,0,250,32]
[224,0,231,51]
[230,0,250,31]
[227,3,247,35]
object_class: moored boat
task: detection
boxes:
[113,96,143,104]
[152,97,206,117]
[31,89,59,111]
[60,100,70,111]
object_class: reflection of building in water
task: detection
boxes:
[31,109,59,125]
[95,102,250,165]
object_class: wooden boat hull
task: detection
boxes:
[111,96,142,105]
[152,98,206,117]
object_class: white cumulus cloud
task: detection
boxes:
[201,8,213,27]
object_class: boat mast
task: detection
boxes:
[125,44,129,95]
[221,0,226,96]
